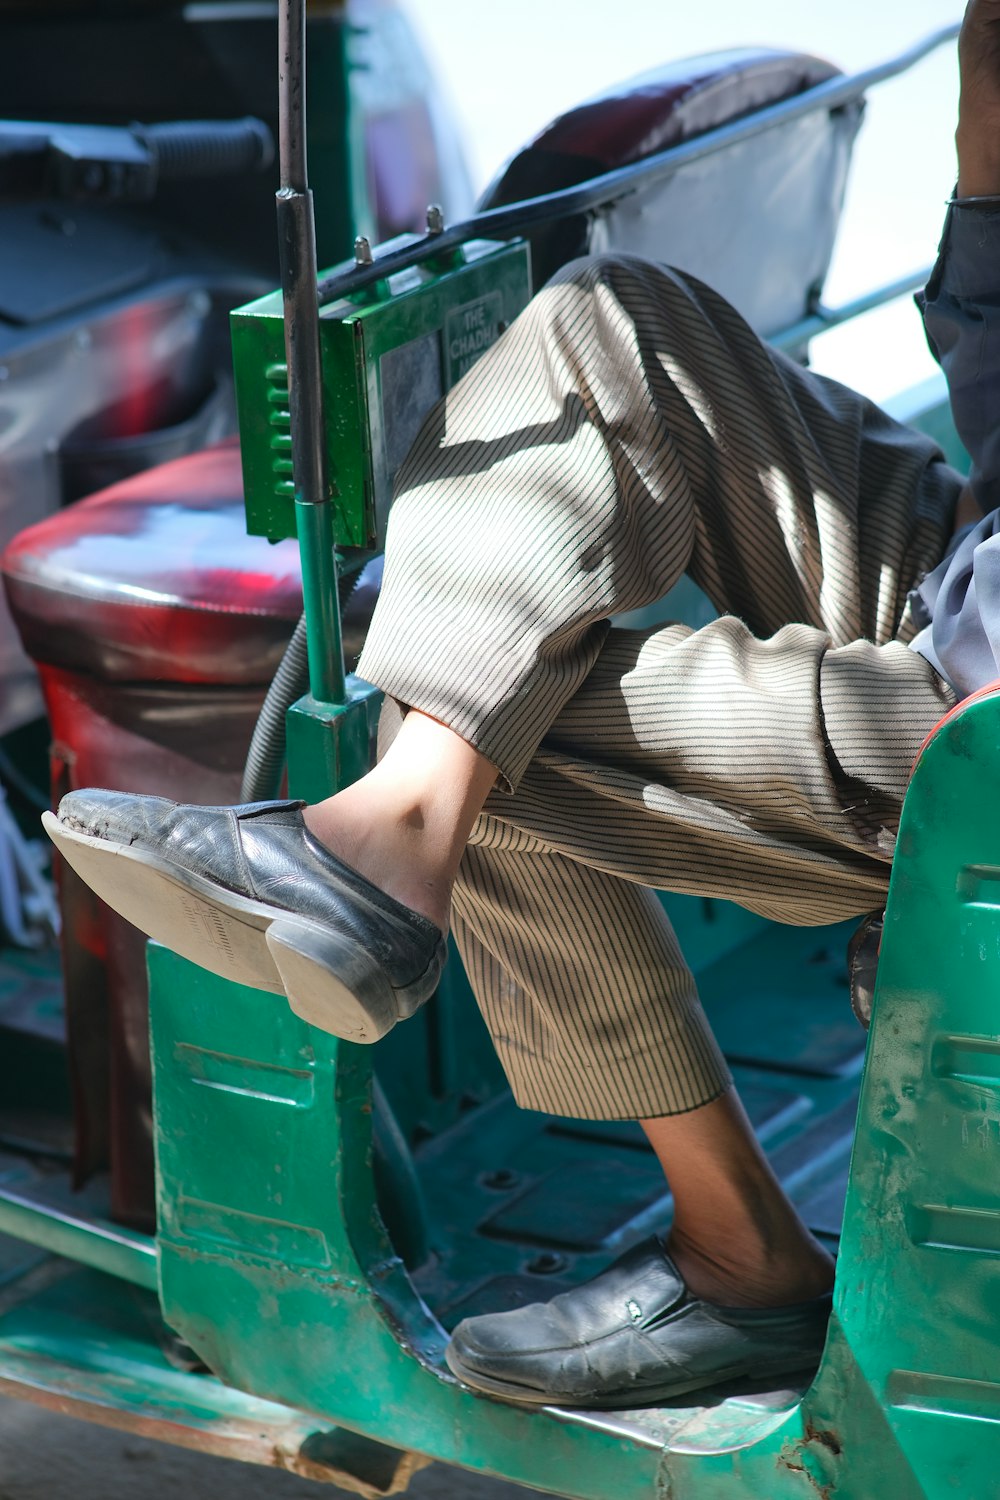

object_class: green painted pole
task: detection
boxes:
[0,1183,157,1291]
[294,496,344,705]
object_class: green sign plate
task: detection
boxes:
[232,239,531,549]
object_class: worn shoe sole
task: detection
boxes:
[444,1339,818,1409]
[43,812,400,1043]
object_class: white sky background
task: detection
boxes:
[404,1,965,402]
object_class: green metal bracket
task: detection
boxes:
[285,675,382,803]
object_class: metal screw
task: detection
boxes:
[526,1252,567,1275]
[354,235,374,266]
[480,1168,520,1191]
[426,203,444,235]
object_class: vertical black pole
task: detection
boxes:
[276,0,346,705]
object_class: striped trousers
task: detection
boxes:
[358,255,961,1120]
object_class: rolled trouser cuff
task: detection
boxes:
[451,838,733,1119]
[820,638,956,857]
[360,628,608,793]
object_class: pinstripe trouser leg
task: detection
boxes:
[359,254,962,1120]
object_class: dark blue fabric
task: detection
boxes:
[909,201,1000,695]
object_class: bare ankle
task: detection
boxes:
[665,1221,834,1309]
[302,798,453,932]
[299,714,496,932]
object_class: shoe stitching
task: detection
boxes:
[227,809,257,897]
[639,1292,692,1333]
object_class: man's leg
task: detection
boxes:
[450,838,833,1312]
[642,1094,831,1308]
[292,248,961,940]
[447,609,952,1214]
[433,612,951,1405]
[51,253,960,1020]
[47,251,958,1406]
[355,252,958,798]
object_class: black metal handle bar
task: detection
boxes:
[137,118,274,181]
[317,21,961,307]
[0,116,274,202]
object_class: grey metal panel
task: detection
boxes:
[589,104,862,338]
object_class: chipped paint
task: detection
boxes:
[274,1440,432,1495]
[776,1417,843,1500]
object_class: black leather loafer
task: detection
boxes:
[44,792,445,1044]
[445,1236,832,1409]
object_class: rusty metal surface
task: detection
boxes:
[0,1392,552,1500]
[0,1250,427,1494]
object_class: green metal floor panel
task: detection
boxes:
[411,908,864,1338]
[546,1084,813,1154]
[411,1067,856,1335]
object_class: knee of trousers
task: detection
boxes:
[532,252,748,373]
[534,252,700,333]
[547,250,739,312]
[546,250,687,297]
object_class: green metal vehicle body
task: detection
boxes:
[0,16,995,1500]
